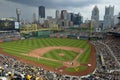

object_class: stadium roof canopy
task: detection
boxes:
[108,32,120,36]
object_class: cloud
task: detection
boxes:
[6,0,100,9]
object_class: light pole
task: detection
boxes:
[16,8,21,32]
[89,20,93,40]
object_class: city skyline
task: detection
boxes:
[0,0,120,22]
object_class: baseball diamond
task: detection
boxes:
[0,38,96,76]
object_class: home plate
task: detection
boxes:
[88,64,92,67]
[59,69,63,72]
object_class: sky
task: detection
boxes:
[0,0,120,22]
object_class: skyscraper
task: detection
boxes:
[114,15,119,25]
[73,13,83,25]
[67,13,71,21]
[39,6,45,24]
[104,5,114,29]
[33,13,37,23]
[56,10,60,19]
[39,6,45,18]
[70,13,74,22]
[91,6,99,31]
[61,10,68,20]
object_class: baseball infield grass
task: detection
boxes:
[0,38,91,72]
[43,49,78,61]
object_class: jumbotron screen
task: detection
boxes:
[0,20,15,30]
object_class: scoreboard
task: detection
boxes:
[0,20,20,30]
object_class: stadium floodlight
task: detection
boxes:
[16,8,21,15]
[16,8,21,22]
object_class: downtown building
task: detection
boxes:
[118,12,120,24]
[38,6,45,25]
[91,6,100,32]
[114,15,119,25]
[33,13,37,23]
[56,10,83,28]
[56,10,60,19]
[103,5,114,30]
[73,13,83,26]
[56,10,70,27]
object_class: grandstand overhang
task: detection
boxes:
[108,32,120,37]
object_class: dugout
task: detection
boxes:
[80,36,89,40]
[67,35,77,39]
[22,33,32,38]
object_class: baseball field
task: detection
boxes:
[0,38,96,76]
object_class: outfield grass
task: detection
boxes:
[0,38,91,69]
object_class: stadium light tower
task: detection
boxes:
[16,8,21,32]
[16,8,21,22]
[89,20,93,40]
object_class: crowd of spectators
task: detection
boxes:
[103,36,120,62]
[87,37,120,80]
[0,54,83,80]
[0,30,21,42]
[93,40,120,70]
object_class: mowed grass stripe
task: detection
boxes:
[67,40,78,47]
[77,45,91,63]
[42,39,51,47]
[64,39,84,47]
[68,51,78,59]
[58,39,74,46]
[43,49,61,61]
[3,48,27,54]
[50,50,66,61]
[36,39,44,47]
[63,51,72,61]
[1,46,30,52]
[52,39,62,46]
[0,42,35,50]
[4,49,23,55]
[81,45,91,62]
[39,39,47,47]
[0,38,91,69]
[52,50,60,60]
[57,38,70,46]
[14,39,34,48]
[16,54,63,68]
[0,45,32,51]
[44,39,53,46]
[49,49,62,60]
[34,39,42,47]
[49,39,60,46]
[42,49,78,61]
[73,40,86,48]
